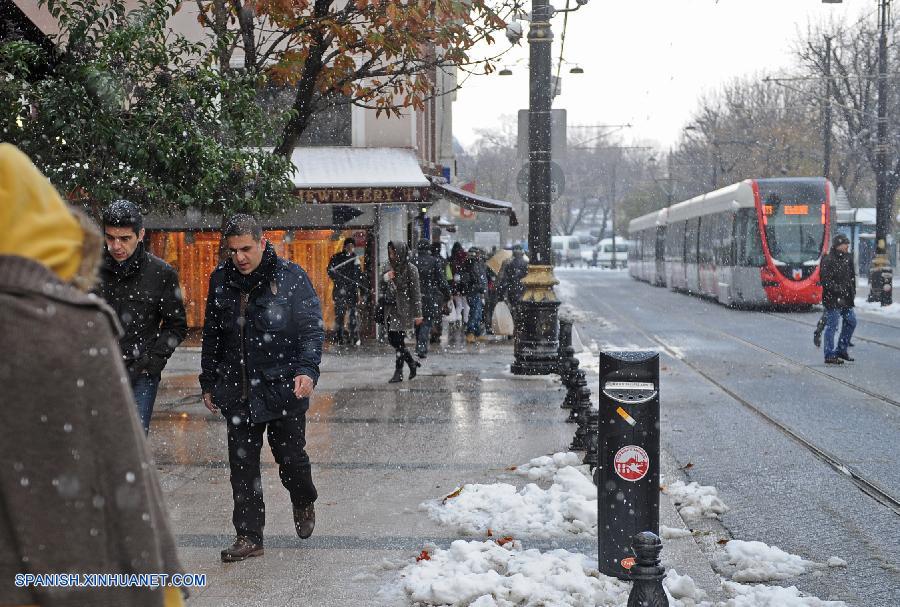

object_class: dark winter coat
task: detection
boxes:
[380,241,422,331]
[0,256,184,607]
[450,244,470,296]
[820,247,856,310]
[499,253,529,304]
[464,255,489,296]
[414,244,450,323]
[199,244,325,423]
[94,243,187,379]
[327,250,363,305]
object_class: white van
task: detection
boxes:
[551,235,582,266]
[593,238,631,269]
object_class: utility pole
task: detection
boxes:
[823,35,833,180]
[870,0,894,305]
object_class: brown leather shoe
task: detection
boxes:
[293,502,315,539]
[220,535,264,562]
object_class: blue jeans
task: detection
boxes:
[132,374,160,434]
[415,319,433,356]
[466,294,484,336]
[823,308,856,359]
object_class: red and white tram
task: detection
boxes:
[628,178,834,306]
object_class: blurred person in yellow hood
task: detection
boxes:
[0,144,186,607]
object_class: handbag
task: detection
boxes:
[492,301,515,336]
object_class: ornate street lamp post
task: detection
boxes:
[511,0,589,374]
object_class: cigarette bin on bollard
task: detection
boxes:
[597,350,660,580]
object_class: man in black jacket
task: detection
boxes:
[95,200,187,433]
[413,239,450,358]
[327,237,363,346]
[820,233,857,365]
[199,214,324,562]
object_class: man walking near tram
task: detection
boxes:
[820,233,857,365]
[95,200,187,434]
[199,214,324,562]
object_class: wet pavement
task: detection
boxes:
[149,332,722,606]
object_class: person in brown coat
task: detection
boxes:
[380,241,423,383]
[0,144,185,607]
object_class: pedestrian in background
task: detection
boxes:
[449,242,470,341]
[465,246,488,343]
[94,199,187,434]
[381,241,423,382]
[327,237,363,347]
[430,241,449,345]
[200,214,324,562]
[0,144,185,607]
[820,233,857,365]
[498,244,529,324]
[413,239,450,359]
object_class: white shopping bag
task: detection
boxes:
[492,301,515,336]
[445,298,461,323]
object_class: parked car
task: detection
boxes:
[593,238,631,268]
[551,235,583,266]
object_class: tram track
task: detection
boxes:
[763,311,900,353]
[590,293,900,517]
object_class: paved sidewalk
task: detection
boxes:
[148,338,722,606]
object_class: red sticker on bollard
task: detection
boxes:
[621,557,636,570]
[613,445,650,482]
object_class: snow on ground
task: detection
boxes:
[854,296,900,317]
[660,525,694,539]
[423,465,597,538]
[713,540,819,583]
[513,452,583,483]
[720,581,847,606]
[663,480,729,519]
[385,539,629,607]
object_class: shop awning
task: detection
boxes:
[430,180,519,226]
[290,147,431,204]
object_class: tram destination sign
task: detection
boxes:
[295,186,427,204]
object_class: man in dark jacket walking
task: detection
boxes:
[327,237,363,346]
[465,247,489,342]
[199,214,325,562]
[498,244,529,323]
[413,239,450,358]
[94,200,187,433]
[820,233,857,365]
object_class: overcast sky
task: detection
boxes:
[453,0,877,152]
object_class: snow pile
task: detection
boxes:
[391,539,629,607]
[514,452,583,483]
[665,569,708,604]
[854,297,900,317]
[663,480,729,519]
[713,540,818,583]
[721,581,847,606]
[424,466,597,538]
[660,525,694,539]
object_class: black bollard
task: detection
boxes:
[597,351,660,579]
[626,532,669,607]
[582,408,599,469]
[566,369,590,422]
[570,409,588,450]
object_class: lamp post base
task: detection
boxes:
[867,258,893,306]
[512,265,560,376]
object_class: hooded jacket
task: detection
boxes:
[820,243,856,310]
[0,144,184,607]
[414,240,450,323]
[380,241,422,331]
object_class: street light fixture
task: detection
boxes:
[498,67,513,76]
[511,0,591,376]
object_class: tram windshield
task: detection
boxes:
[758,181,827,265]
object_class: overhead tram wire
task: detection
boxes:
[553,0,572,98]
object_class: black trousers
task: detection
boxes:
[333,299,358,343]
[388,330,415,369]
[226,408,317,544]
